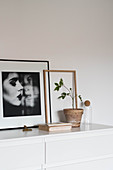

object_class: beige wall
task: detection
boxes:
[0,0,113,125]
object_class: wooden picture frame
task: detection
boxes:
[43,70,78,123]
[0,59,51,129]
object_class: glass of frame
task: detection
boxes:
[0,59,51,129]
[43,70,78,123]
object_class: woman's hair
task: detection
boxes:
[2,72,9,83]
[2,72,20,83]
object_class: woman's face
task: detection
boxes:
[3,73,23,106]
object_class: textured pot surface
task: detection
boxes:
[64,109,83,127]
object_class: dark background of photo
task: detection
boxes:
[2,72,41,117]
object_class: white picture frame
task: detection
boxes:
[0,59,51,129]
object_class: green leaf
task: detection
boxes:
[58,92,67,99]
[58,95,65,99]
[54,87,59,91]
[67,93,70,95]
[59,78,63,86]
[62,95,66,99]
[58,96,62,99]
[78,95,83,102]
[61,92,66,96]
[54,83,58,86]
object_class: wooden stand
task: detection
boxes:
[39,123,72,132]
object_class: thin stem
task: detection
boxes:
[63,84,72,98]
[63,84,74,109]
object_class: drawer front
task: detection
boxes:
[0,138,44,170]
[46,133,113,164]
[47,157,113,170]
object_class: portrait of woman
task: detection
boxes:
[2,72,41,117]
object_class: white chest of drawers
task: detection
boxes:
[0,123,113,170]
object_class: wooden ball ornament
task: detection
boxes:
[84,100,90,107]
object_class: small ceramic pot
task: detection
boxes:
[64,108,83,127]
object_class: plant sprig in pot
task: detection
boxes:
[54,78,83,127]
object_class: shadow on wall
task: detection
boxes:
[58,110,66,122]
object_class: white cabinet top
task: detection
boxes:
[0,123,113,142]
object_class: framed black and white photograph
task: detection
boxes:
[0,59,51,129]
